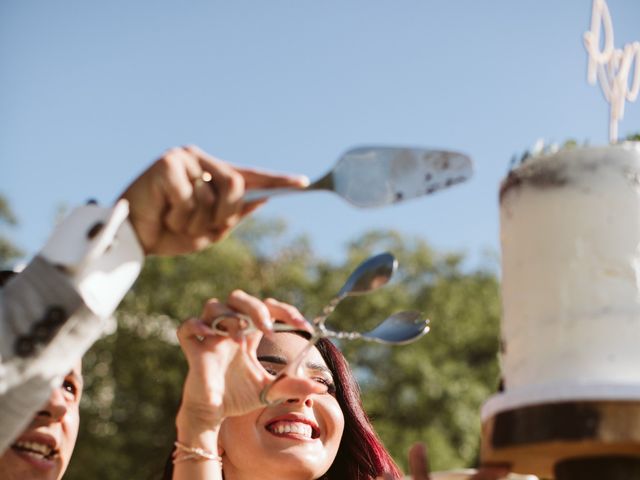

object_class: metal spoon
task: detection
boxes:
[323,310,429,345]
[211,252,397,337]
[313,252,397,326]
[259,310,429,405]
[213,310,429,345]
[258,253,427,405]
[243,146,473,208]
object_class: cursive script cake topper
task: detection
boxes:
[583,0,639,143]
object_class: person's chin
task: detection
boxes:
[263,439,331,477]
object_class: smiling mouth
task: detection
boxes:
[12,440,59,461]
[265,420,320,440]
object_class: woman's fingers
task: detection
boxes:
[211,313,252,341]
[177,317,217,341]
[264,298,312,334]
[226,289,274,334]
[199,297,252,342]
[176,317,226,361]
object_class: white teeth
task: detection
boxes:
[270,422,313,438]
[13,441,54,457]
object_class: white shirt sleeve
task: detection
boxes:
[0,199,144,453]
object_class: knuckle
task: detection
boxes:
[199,186,216,207]
[182,144,199,155]
[202,299,221,315]
[205,298,220,308]
[256,302,271,318]
[160,148,182,165]
[228,289,246,300]
[227,171,245,196]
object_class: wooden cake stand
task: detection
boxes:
[480,400,640,479]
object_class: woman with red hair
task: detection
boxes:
[162,289,402,480]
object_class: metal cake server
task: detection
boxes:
[243,146,473,208]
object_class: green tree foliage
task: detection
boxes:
[0,194,23,267]
[65,218,501,479]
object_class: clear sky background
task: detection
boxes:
[2,0,639,267]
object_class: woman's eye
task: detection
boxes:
[314,377,336,395]
[260,364,279,376]
[62,380,78,398]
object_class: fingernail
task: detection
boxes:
[297,316,312,330]
[263,318,274,331]
[297,175,310,187]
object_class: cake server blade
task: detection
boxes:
[243,146,473,208]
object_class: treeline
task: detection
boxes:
[57,218,502,478]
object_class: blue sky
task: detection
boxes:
[2,0,639,267]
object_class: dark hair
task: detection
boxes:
[162,337,401,480]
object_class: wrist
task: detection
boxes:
[176,405,224,442]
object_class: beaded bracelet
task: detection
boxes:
[173,441,223,465]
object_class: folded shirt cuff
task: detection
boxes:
[40,199,144,318]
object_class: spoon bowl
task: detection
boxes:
[313,252,397,326]
[326,310,429,345]
[361,310,429,345]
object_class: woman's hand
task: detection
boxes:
[176,290,313,428]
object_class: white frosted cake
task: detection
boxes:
[482,141,640,420]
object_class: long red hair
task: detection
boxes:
[314,337,402,479]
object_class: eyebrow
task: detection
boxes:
[257,355,334,377]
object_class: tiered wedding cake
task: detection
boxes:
[482,141,640,420]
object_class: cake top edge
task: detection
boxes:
[499,140,640,202]
[508,139,640,173]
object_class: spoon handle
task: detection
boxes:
[243,186,307,202]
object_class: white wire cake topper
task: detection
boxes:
[583,0,639,143]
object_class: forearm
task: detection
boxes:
[0,201,143,453]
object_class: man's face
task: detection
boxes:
[0,363,83,480]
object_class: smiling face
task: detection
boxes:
[0,363,83,480]
[218,333,345,480]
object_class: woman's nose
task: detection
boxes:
[286,396,314,408]
[38,386,68,421]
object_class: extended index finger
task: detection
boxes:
[236,166,309,190]
[409,443,431,480]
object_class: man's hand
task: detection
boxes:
[121,145,308,255]
[377,442,511,479]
